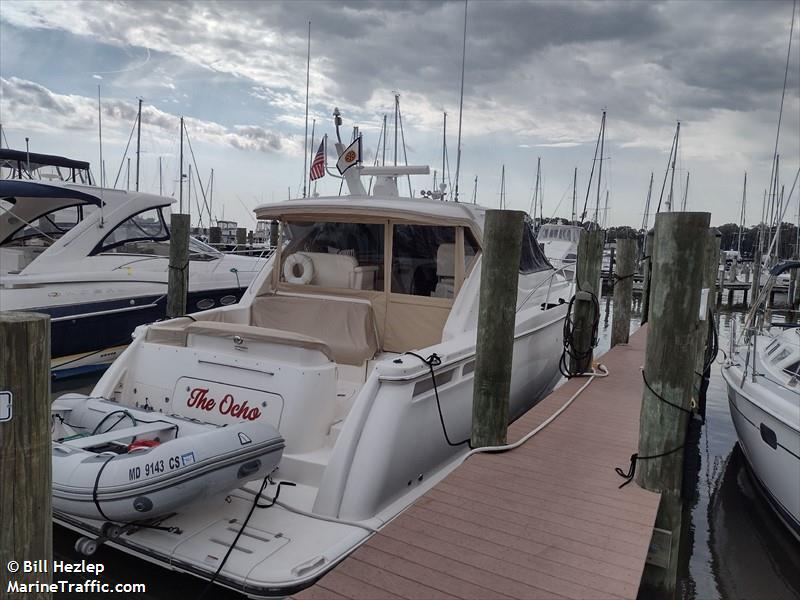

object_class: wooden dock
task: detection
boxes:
[294,326,660,600]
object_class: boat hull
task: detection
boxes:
[31,286,246,374]
[722,365,800,540]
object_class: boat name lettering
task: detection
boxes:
[186,387,262,421]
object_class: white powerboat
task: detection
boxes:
[721,262,800,541]
[0,179,268,374]
[53,156,573,595]
[537,222,582,278]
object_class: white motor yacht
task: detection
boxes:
[0,179,268,374]
[721,262,800,541]
[537,222,582,277]
[53,161,573,596]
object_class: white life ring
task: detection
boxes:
[283,252,314,284]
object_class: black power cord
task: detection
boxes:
[558,291,601,378]
[403,352,471,448]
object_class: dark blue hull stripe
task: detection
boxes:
[32,287,245,359]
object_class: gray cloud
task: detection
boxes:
[0,76,301,155]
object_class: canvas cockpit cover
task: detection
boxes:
[0,149,91,172]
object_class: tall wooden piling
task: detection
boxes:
[167,213,190,318]
[569,229,604,374]
[236,227,247,246]
[641,229,655,324]
[208,226,221,245]
[269,220,279,248]
[471,210,525,448]
[611,238,636,347]
[0,312,52,599]
[636,212,710,597]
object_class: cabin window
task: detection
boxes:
[280,220,384,290]
[93,206,170,255]
[783,360,800,378]
[772,348,790,364]
[391,224,456,297]
[464,228,480,270]
[519,217,553,274]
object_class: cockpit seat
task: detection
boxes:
[291,251,378,290]
[250,294,379,366]
[432,243,455,299]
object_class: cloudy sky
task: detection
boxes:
[1,0,798,229]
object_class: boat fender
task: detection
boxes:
[133,496,153,513]
[283,252,314,284]
[128,439,160,453]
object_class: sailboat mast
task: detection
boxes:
[179,116,184,213]
[472,175,477,204]
[135,98,142,191]
[642,172,654,231]
[442,112,447,198]
[530,157,540,216]
[158,156,162,196]
[500,164,505,210]
[666,121,680,211]
[209,168,214,224]
[594,110,606,223]
[738,172,746,254]
[453,0,468,202]
[571,167,577,224]
[681,171,690,211]
[394,93,399,166]
[302,21,311,198]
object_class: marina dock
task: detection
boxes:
[294,326,659,600]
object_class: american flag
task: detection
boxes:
[310,137,326,181]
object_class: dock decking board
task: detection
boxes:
[295,326,658,600]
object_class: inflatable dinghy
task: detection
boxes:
[51,395,284,522]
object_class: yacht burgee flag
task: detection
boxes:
[336,136,362,174]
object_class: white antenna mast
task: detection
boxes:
[454,0,468,203]
[302,21,311,198]
[97,85,105,226]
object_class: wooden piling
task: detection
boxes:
[269,220,279,248]
[569,229,604,374]
[0,312,52,599]
[636,212,710,597]
[641,229,655,324]
[167,213,190,319]
[208,226,221,245]
[471,209,525,448]
[236,227,247,246]
[694,231,720,416]
[611,238,636,347]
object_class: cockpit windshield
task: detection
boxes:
[1,200,96,248]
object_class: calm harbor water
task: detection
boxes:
[49,297,799,599]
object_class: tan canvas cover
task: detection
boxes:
[383,296,450,352]
[184,321,334,360]
[251,295,379,366]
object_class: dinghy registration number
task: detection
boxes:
[129,452,196,481]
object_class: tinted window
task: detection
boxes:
[464,228,480,269]
[94,206,170,255]
[281,220,385,290]
[392,225,455,297]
